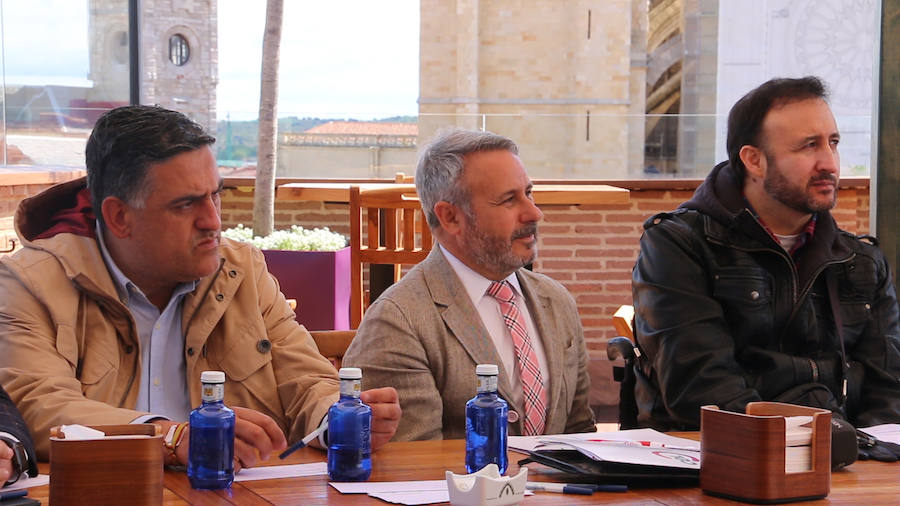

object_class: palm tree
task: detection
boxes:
[253,0,284,236]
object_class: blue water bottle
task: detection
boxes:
[465,364,508,474]
[187,370,235,489]
[327,367,372,481]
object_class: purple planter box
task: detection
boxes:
[262,247,350,331]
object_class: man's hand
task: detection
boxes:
[0,440,13,485]
[360,387,401,451]
[231,406,287,471]
[157,407,287,472]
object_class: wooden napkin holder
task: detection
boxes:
[49,424,163,505]
[700,402,831,504]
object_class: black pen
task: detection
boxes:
[525,482,595,495]
[574,483,629,493]
[279,424,327,459]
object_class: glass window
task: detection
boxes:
[0,0,130,167]
[168,34,190,66]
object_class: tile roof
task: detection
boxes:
[305,121,417,136]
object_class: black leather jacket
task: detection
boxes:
[632,161,900,430]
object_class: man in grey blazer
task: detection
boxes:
[343,129,595,441]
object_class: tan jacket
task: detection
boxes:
[0,179,339,458]
[343,247,595,441]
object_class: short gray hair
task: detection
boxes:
[415,128,518,228]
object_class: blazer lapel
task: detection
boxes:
[517,271,563,430]
[422,248,515,405]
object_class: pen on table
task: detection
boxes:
[586,439,699,452]
[279,424,327,459]
[525,482,596,495]
[0,489,28,501]
[570,483,628,493]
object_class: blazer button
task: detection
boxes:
[125,345,135,354]
[187,347,195,356]
[508,410,520,423]
[750,290,760,300]
[257,339,272,354]
[215,293,225,301]
[228,269,238,278]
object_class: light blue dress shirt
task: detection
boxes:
[96,223,196,421]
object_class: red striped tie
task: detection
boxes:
[487,280,546,435]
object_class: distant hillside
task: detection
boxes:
[216,116,417,163]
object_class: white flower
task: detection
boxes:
[221,224,347,252]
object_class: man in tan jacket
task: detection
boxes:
[0,105,400,466]
[344,129,595,440]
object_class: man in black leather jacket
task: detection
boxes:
[632,76,900,431]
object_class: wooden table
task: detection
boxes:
[276,183,630,206]
[23,437,900,504]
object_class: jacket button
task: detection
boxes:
[229,269,238,278]
[215,293,225,301]
[508,410,520,423]
[750,290,760,300]
[865,303,871,311]
[125,345,134,354]
[652,218,661,225]
[257,339,272,354]
[187,347,195,356]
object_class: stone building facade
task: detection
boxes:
[137,0,218,131]
[418,0,648,179]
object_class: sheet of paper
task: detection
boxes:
[3,474,49,491]
[233,462,327,482]
[367,490,449,505]
[508,435,571,454]
[330,480,446,494]
[860,424,900,445]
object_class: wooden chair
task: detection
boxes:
[309,330,356,370]
[350,184,433,328]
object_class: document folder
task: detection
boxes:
[517,449,698,487]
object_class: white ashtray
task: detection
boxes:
[445,464,528,506]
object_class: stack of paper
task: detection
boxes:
[784,416,813,473]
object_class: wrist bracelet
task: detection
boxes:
[164,422,188,465]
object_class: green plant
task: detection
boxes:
[221,224,347,252]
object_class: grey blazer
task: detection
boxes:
[343,247,595,441]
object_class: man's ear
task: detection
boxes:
[739,145,766,182]
[100,196,133,239]
[433,201,463,237]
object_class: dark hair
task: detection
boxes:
[416,128,518,229]
[85,105,215,225]
[726,76,828,180]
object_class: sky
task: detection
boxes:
[0,0,419,121]
[217,0,420,121]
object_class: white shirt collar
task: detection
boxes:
[439,244,523,306]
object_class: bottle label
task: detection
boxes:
[340,378,361,397]
[477,374,498,393]
[202,382,225,403]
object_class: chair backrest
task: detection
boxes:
[350,184,433,328]
[613,304,635,339]
[608,304,639,429]
[309,330,356,370]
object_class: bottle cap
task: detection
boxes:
[338,367,363,380]
[475,364,499,376]
[200,370,226,383]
